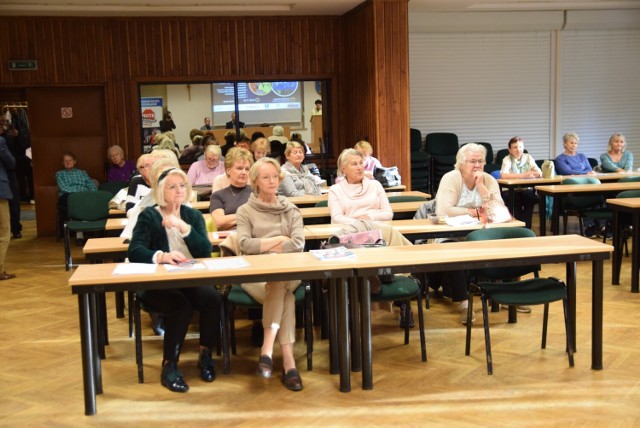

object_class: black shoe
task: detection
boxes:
[150,312,165,336]
[161,361,189,393]
[399,304,415,329]
[584,225,597,238]
[282,368,303,391]
[256,355,273,378]
[11,232,21,239]
[251,322,264,348]
[198,348,216,382]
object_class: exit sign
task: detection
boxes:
[8,60,37,71]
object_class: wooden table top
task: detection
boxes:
[349,234,612,271]
[287,190,429,206]
[497,172,640,186]
[606,197,640,209]
[69,251,355,291]
[535,181,640,195]
[298,200,424,219]
[303,218,524,240]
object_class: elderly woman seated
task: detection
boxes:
[430,143,524,324]
[187,144,225,186]
[278,141,322,197]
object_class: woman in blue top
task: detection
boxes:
[600,133,633,173]
[555,132,595,176]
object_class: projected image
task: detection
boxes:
[212,81,303,126]
[272,81,299,97]
[248,82,272,97]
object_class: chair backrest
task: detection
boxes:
[67,191,113,221]
[561,177,604,208]
[410,128,423,152]
[425,133,459,156]
[617,190,640,198]
[315,200,329,207]
[490,170,501,180]
[561,177,601,185]
[98,181,128,196]
[495,148,529,167]
[618,176,640,183]
[466,227,540,280]
[387,195,428,203]
[588,158,599,169]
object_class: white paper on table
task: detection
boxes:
[445,215,481,226]
[204,257,250,270]
[112,263,157,275]
[164,263,207,272]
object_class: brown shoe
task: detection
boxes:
[0,272,16,281]
[256,355,273,378]
[282,368,303,391]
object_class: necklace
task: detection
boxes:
[229,185,245,197]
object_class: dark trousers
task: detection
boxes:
[426,270,469,302]
[141,286,222,363]
[8,172,21,235]
[503,189,539,230]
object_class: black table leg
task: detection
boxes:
[612,211,621,285]
[328,279,339,375]
[539,194,547,236]
[361,276,373,390]
[337,278,351,392]
[79,293,97,416]
[565,261,577,353]
[592,259,604,370]
[632,214,640,293]
[350,277,361,373]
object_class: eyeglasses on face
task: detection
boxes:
[465,159,485,165]
[166,183,187,191]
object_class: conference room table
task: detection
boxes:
[69,252,356,416]
[106,201,427,231]
[346,234,612,390]
[536,181,640,236]
[606,197,640,293]
[288,190,430,207]
[108,191,429,217]
[497,172,640,219]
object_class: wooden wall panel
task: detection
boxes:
[339,0,410,186]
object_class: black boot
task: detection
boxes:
[198,348,216,382]
[161,361,189,392]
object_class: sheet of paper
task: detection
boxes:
[164,263,207,272]
[445,214,481,226]
[112,263,157,275]
[204,257,251,270]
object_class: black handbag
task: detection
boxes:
[374,166,401,188]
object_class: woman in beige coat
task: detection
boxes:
[235,157,305,391]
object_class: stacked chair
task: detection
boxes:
[425,132,458,195]
[410,128,430,193]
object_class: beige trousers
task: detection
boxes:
[241,280,301,345]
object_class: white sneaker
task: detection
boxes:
[460,301,476,325]
[500,305,532,313]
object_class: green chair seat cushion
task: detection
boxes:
[478,278,566,306]
[228,283,305,307]
[371,275,419,302]
[66,219,107,232]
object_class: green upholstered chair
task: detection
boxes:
[370,275,427,362]
[387,195,428,203]
[315,200,328,207]
[464,227,574,375]
[98,180,128,196]
[63,190,113,271]
[560,177,611,238]
[617,176,640,183]
[226,283,314,371]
